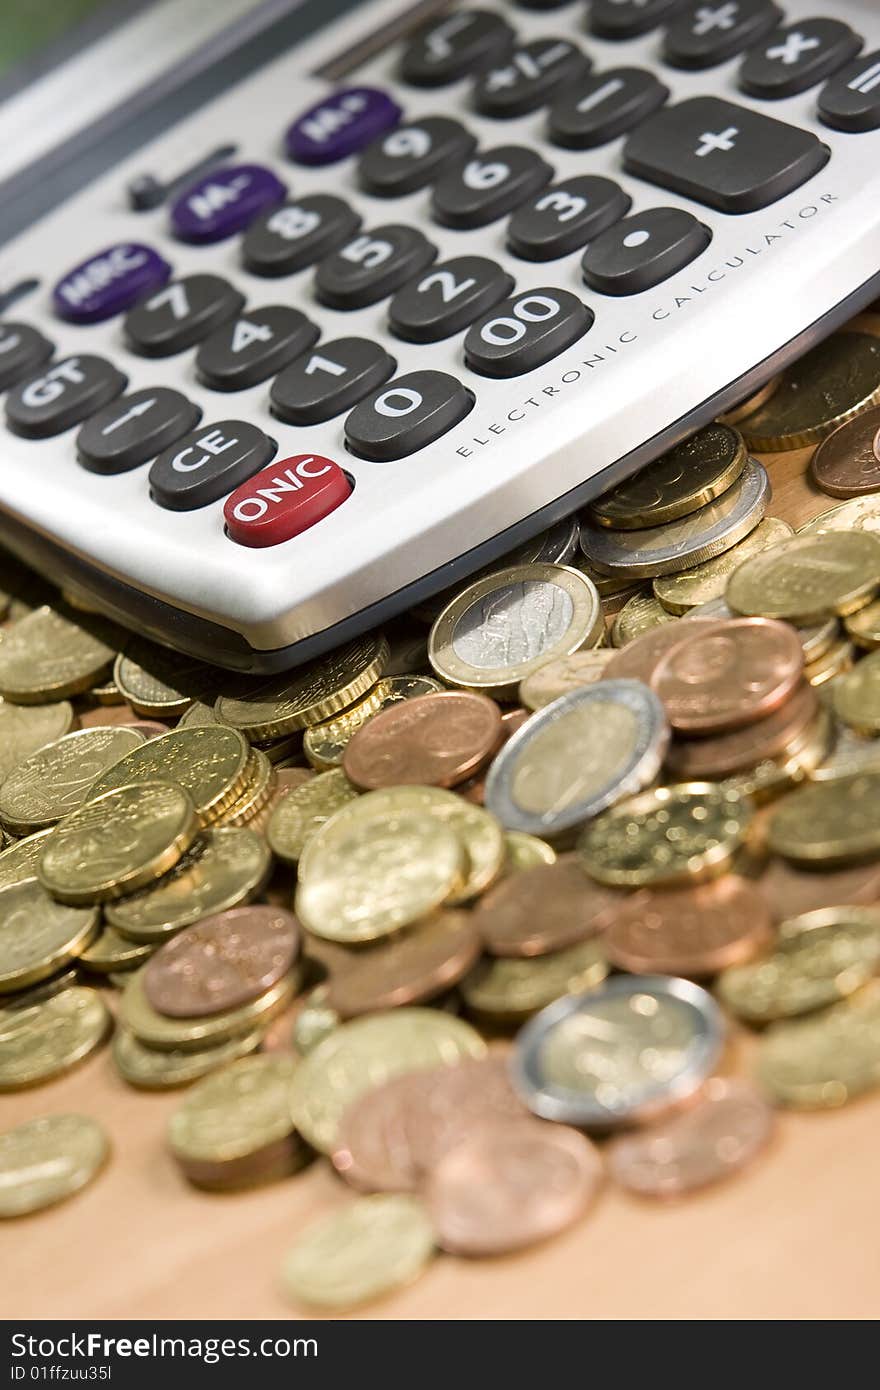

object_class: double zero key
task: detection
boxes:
[464,289,593,378]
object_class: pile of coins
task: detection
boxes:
[3,319,880,1310]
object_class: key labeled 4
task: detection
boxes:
[224,455,351,547]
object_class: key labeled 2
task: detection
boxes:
[389,256,514,343]
[464,289,593,378]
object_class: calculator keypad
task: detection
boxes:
[123,274,245,357]
[581,207,711,295]
[399,10,515,87]
[314,225,437,309]
[431,146,553,229]
[548,68,670,149]
[344,371,474,460]
[76,388,201,475]
[819,50,880,132]
[6,357,127,439]
[357,118,477,197]
[507,177,632,260]
[241,197,362,277]
[472,39,590,118]
[270,339,397,425]
[663,1,784,70]
[169,165,287,243]
[195,307,319,391]
[463,288,593,377]
[738,20,863,100]
[0,323,54,391]
[389,257,514,343]
[149,421,276,511]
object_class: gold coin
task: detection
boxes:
[113,640,215,717]
[579,782,750,888]
[0,828,54,890]
[756,985,880,1109]
[798,495,880,538]
[79,924,154,974]
[112,1026,262,1090]
[718,374,783,425]
[845,598,880,650]
[0,985,111,1090]
[831,651,880,733]
[266,768,359,864]
[804,636,855,686]
[718,907,880,1023]
[118,965,298,1052]
[0,726,145,834]
[295,810,465,943]
[653,517,794,614]
[812,724,880,783]
[105,826,271,942]
[504,830,557,872]
[589,425,746,530]
[0,1114,109,1217]
[461,940,608,1023]
[288,1008,485,1153]
[214,750,275,826]
[727,532,880,623]
[0,605,120,703]
[519,649,614,710]
[304,785,503,906]
[292,986,340,1056]
[428,564,602,696]
[302,680,392,770]
[0,880,99,993]
[38,781,199,904]
[280,1194,435,1311]
[739,333,880,450]
[610,592,678,647]
[215,635,390,739]
[86,725,251,824]
[169,1054,300,1163]
[0,698,75,783]
[177,701,218,728]
[767,773,880,864]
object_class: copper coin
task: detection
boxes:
[501,707,529,736]
[602,617,722,686]
[601,877,773,976]
[425,1117,601,1255]
[324,910,481,1018]
[143,905,300,1018]
[342,690,503,790]
[475,855,620,957]
[651,618,804,735]
[457,708,529,805]
[127,720,173,740]
[608,1078,774,1198]
[664,680,819,780]
[810,404,880,498]
[756,856,880,921]
[333,1052,526,1192]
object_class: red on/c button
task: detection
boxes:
[224,454,351,547]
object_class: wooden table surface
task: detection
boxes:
[4,315,880,1322]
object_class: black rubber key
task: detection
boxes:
[507,177,632,261]
[241,196,362,276]
[271,338,396,425]
[149,420,275,511]
[431,147,553,229]
[623,97,830,214]
[581,208,710,295]
[663,0,783,70]
[315,226,437,309]
[389,256,514,343]
[589,0,685,40]
[6,356,127,439]
[77,387,201,475]
[345,370,474,461]
[0,323,53,391]
[399,9,515,87]
[739,20,863,100]
[123,274,244,357]
[819,50,880,133]
[473,39,589,118]
[464,287,593,378]
[195,307,319,391]
[548,68,670,149]
[358,118,477,197]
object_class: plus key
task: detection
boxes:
[623,96,829,214]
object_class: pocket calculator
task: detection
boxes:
[0,0,878,672]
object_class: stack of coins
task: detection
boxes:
[3,323,880,1308]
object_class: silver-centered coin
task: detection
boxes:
[483,679,669,838]
[414,516,580,622]
[511,975,725,1129]
[578,458,769,578]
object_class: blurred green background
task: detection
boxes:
[0,1,115,79]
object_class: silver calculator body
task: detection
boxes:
[0,0,878,672]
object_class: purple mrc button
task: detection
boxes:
[170,164,287,243]
[286,86,401,165]
[52,244,171,324]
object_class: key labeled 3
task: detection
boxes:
[225,456,352,547]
